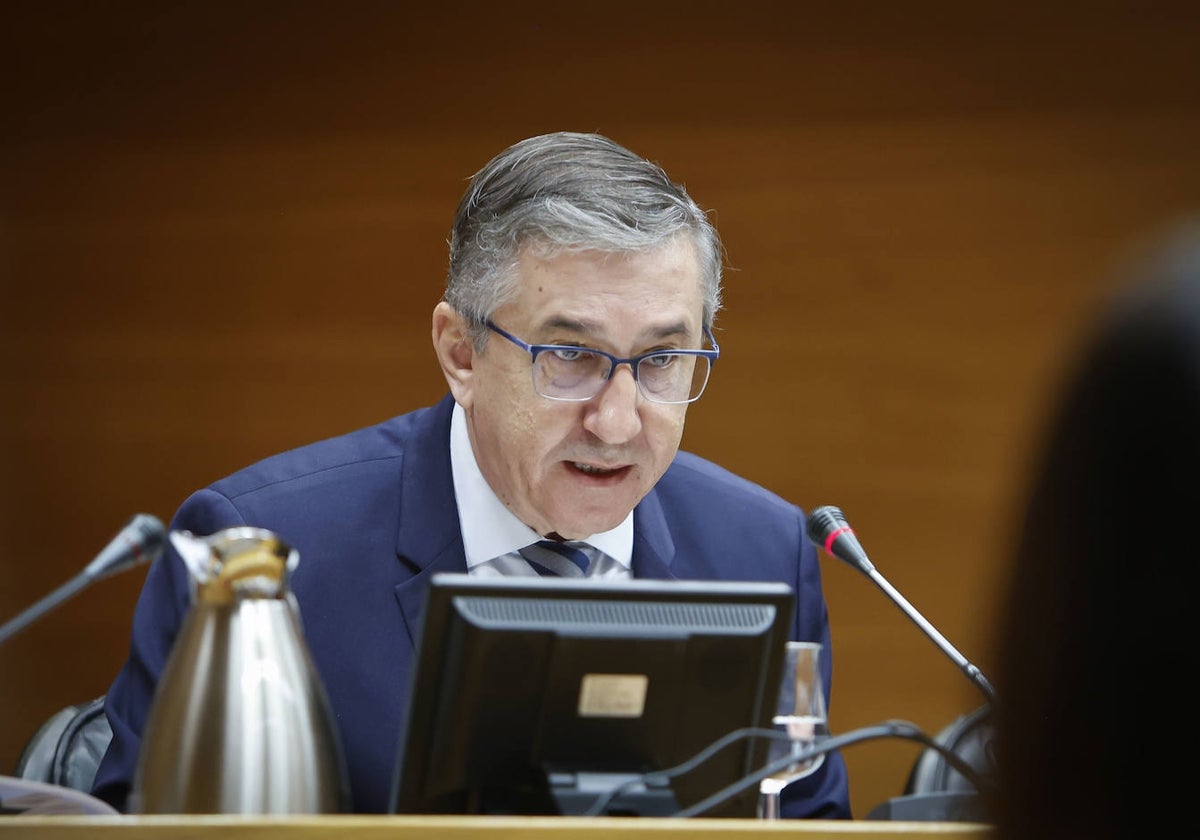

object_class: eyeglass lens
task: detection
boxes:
[533,349,710,403]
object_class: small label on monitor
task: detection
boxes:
[577,673,649,718]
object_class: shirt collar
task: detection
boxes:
[449,401,633,569]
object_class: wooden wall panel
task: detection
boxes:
[3,0,1200,820]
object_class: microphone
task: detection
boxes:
[806,505,998,705]
[0,513,166,646]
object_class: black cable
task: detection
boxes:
[581,725,768,817]
[581,718,991,818]
[678,719,989,818]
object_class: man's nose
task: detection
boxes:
[584,363,642,443]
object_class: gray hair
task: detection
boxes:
[445,131,724,347]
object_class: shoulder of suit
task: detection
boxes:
[208,406,436,499]
[663,450,794,512]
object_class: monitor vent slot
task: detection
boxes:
[458,596,776,634]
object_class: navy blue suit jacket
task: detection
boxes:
[92,394,851,818]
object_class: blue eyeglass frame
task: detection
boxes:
[484,320,720,404]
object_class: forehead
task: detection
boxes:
[509,238,705,334]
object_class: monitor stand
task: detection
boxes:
[546,769,680,817]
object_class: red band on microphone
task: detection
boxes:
[824,526,854,556]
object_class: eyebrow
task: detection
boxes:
[539,315,693,344]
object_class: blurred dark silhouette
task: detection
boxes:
[989,219,1200,838]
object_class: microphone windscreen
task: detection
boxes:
[806,505,874,572]
[806,506,847,546]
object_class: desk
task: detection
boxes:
[0,815,993,839]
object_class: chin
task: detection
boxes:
[540,481,642,538]
[554,512,627,540]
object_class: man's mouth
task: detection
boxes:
[571,462,625,476]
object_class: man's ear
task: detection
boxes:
[432,301,476,408]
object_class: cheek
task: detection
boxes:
[646,407,687,465]
[507,407,543,467]
[485,386,562,479]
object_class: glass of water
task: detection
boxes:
[758,641,829,819]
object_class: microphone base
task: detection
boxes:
[865,791,988,823]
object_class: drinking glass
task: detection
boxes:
[758,640,829,820]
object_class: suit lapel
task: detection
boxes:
[631,487,678,579]
[392,395,468,644]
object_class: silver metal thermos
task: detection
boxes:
[130,527,350,813]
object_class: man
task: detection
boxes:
[92,131,851,818]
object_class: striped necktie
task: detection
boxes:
[519,540,597,578]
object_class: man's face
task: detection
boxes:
[459,238,706,539]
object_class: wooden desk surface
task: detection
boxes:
[0,815,993,839]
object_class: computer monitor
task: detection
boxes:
[390,573,794,818]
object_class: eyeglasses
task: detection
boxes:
[485,320,720,405]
